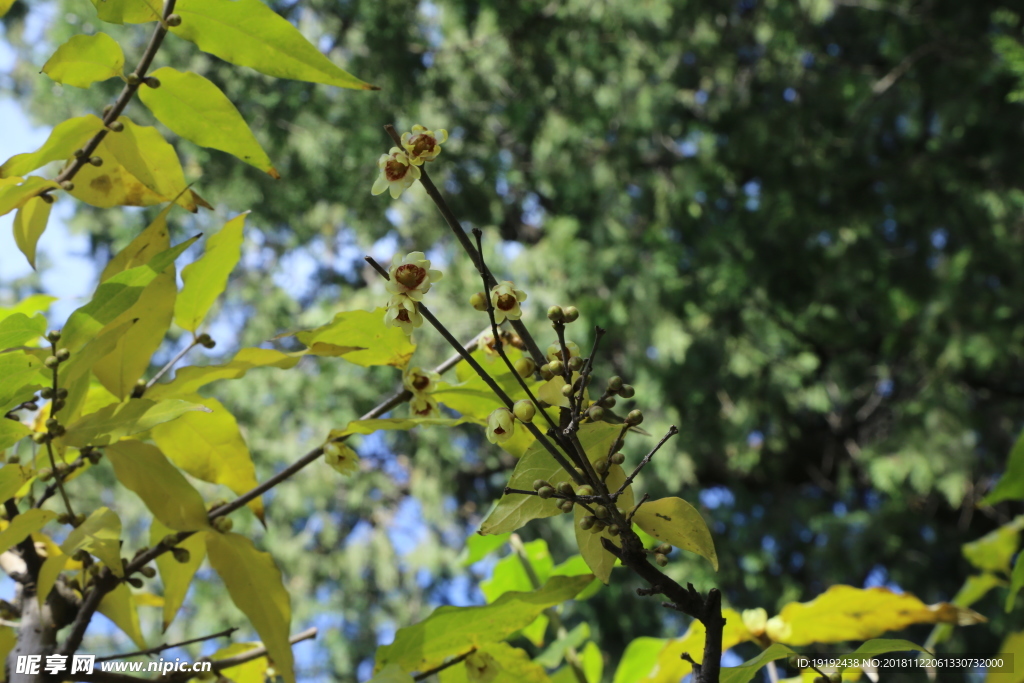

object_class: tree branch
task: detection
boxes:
[94,627,238,662]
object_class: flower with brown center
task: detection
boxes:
[384,295,424,337]
[489,280,527,323]
[409,393,439,418]
[401,125,449,165]
[371,147,422,198]
[486,408,515,444]
[386,251,443,302]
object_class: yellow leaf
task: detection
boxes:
[92,210,176,398]
[63,398,206,447]
[103,116,192,203]
[206,531,294,683]
[68,138,171,209]
[289,308,415,367]
[174,213,246,332]
[574,464,633,584]
[0,177,60,217]
[89,0,161,23]
[638,609,750,683]
[438,643,551,683]
[0,1,17,18]
[0,294,57,324]
[61,507,123,577]
[987,631,1024,683]
[0,464,33,501]
[60,319,138,387]
[98,582,146,649]
[0,626,15,664]
[151,519,207,632]
[12,196,52,269]
[105,440,211,532]
[0,420,30,451]
[0,116,105,178]
[632,497,718,571]
[133,592,164,608]
[764,586,987,646]
[150,396,263,522]
[171,0,375,90]
[213,642,269,683]
[147,347,303,399]
[139,68,278,177]
[0,510,57,555]
[42,33,125,88]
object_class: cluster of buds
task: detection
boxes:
[371,125,448,199]
[644,542,672,567]
[539,341,581,380]
[484,400,536,445]
[383,251,443,339]
[404,367,440,418]
[471,280,529,323]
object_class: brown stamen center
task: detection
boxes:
[395,264,427,289]
[496,293,517,311]
[385,158,409,182]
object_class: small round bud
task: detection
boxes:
[594,506,610,520]
[59,180,74,192]
[5,455,18,465]
[102,104,114,117]
[127,577,144,589]
[514,358,536,378]
[126,73,141,86]
[559,499,574,513]
[576,485,594,497]
[656,543,672,555]
[533,479,549,491]
[608,524,621,536]
[52,425,65,437]
[57,513,70,525]
[40,192,54,204]
[55,462,68,475]
[165,13,182,26]
[212,516,234,533]
[654,553,668,567]
[547,360,564,375]
[574,467,585,478]
[563,306,580,322]
[557,481,574,496]
[626,409,644,425]
[594,457,609,474]
[619,384,635,398]
[40,387,54,399]
[45,418,59,431]
[600,396,616,409]
[539,365,555,381]
[610,451,625,465]
[89,156,103,167]
[55,348,70,362]
[513,400,536,423]
[561,384,573,398]
[568,356,584,371]
[140,566,157,578]
[592,520,607,533]
[32,433,48,445]
[537,486,555,499]
[608,376,623,391]
[86,450,102,465]
[56,388,68,399]
[73,148,86,159]
[44,356,59,369]
[108,121,124,132]
[587,406,605,422]
[469,292,488,311]
[580,516,595,530]
[23,402,37,411]
[547,306,564,322]
[144,76,160,88]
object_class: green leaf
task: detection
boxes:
[632,497,718,571]
[106,440,211,532]
[12,196,52,269]
[370,664,414,683]
[0,177,60,217]
[988,631,1024,683]
[98,583,146,649]
[719,643,794,683]
[375,574,594,674]
[0,312,46,350]
[102,116,191,200]
[481,539,553,602]
[62,507,124,577]
[612,637,665,683]
[170,0,375,90]
[147,347,303,399]
[0,465,33,501]
[42,33,125,88]
[984,430,1024,505]
[0,1,17,18]
[0,352,43,411]
[139,68,278,177]
[174,213,246,332]
[0,420,30,451]
[0,510,58,555]
[151,519,207,632]
[574,464,633,584]
[0,115,105,178]
[438,643,552,683]
[579,641,602,683]
[962,516,1024,573]
[206,531,294,683]
[0,295,56,324]
[290,309,416,368]
[459,532,511,567]
[60,319,138,386]
[480,421,622,535]
[535,622,590,669]
[212,642,269,683]
[61,235,198,353]
[150,395,264,522]
[63,398,207,447]
[89,0,161,23]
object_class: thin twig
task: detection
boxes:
[143,338,201,393]
[34,454,87,509]
[94,626,238,662]
[616,426,679,496]
[412,647,478,681]
[190,627,317,676]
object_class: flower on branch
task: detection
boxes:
[324,441,360,476]
[410,393,440,418]
[384,295,424,337]
[401,125,448,165]
[386,251,443,302]
[404,367,441,394]
[546,341,580,362]
[490,281,527,323]
[372,147,421,198]
[486,408,515,444]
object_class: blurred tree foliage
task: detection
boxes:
[5,0,1024,677]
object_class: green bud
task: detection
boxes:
[59,181,74,192]
[619,384,635,398]
[568,356,584,371]
[513,400,536,423]
[165,13,182,26]
[579,516,595,530]
[576,485,594,497]
[600,396,616,408]
[46,330,61,344]
[56,388,68,399]
[608,524,621,536]
[533,479,549,491]
[559,499,574,513]
[561,384,573,397]
[588,406,605,422]
[537,486,555,499]
[594,506,609,520]
[547,359,564,375]
[654,553,668,567]
[594,457,609,474]
[829,674,842,683]
[608,376,623,391]
[127,577,144,589]
[557,481,574,496]
[44,356,59,369]
[787,655,802,670]
[126,73,141,86]
[656,543,672,555]
[547,306,565,322]
[57,513,70,525]
[610,452,625,465]
[45,418,59,431]
[31,432,48,445]
[144,76,161,89]
[470,292,488,311]
[626,409,644,425]
[140,566,157,578]
[539,365,555,381]
[212,516,234,533]
[40,387,54,399]
[89,156,103,167]
[514,357,536,378]
[563,306,580,322]
[5,455,18,465]
[108,121,124,132]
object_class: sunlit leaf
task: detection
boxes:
[375,575,594,674]
[140,68,278,177]
[206,531,294,683]
[98,582,146,649]
[0,510,57,555]
[151,518,207,632]
[613,637,665,683]
[106,440,211,532]
[289,308,415,368]
[0,177,60,217]
[638,609,750,683]
[42,33,125,88]
[0,312,46,350]
[89,0,161,23]
[103,116,192,202]
[459,532,511,567]
[0,352,43,411]
[12,196,52,269]
[63,398,206,447]
[632,497,718,571]
[835,639,927,673]
[147,347,303,399]
[0,465,33,502]
[174,213,246,332]
[60,319,137,386]
[481,539,553,602]
[0,115,104,178]
[534,622,589,669]
[212,642,269,683]
[170,0,375,90]
[574,464,633,584]
[984,431,1024,505]
[439,643,551,683]
[987,631,1024,683]
[962,516,1024,573]
[68,138,174,209]
[0,420,30,451]
[0,295,57,324]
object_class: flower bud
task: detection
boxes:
[547,360,564,375]
[127,577,144,589]
[600,396,616,408]
[557,481,574,496]
[559,499,574,513]
[89,156,103,167]
[513,400,536,423]
[539,365,554,381]
[561,384,573,398]
[144,76,160,88]
[829,674,842,683]
[5,455,18,465]
[57,513,70,525]
[579,516,595,530]
[619,384,635,398]
[608,376,623,391]
[470,292,488,311]
[57,388,68,399]
[140,566,157,578]
[654,553,668,567]
[165,13,182,26]
[594,457,609,474]
[533,479,549,491]
[108,121,124,132]
[537,486,555,499]
[563,306,579,322]
[547,306,564,322]
[594,506,609,520]
[60,181,74,192]
[212,517,233,533]
[55,348,70,362]
[40,387,54,399]
[32,433,48,445]
[587,406,605,422]
[626,409,644,425]
[514,357,536,378]
[608,524,621,536]
[576,485,594,497]
[44,356,59,369]
[656,543,672,555]
[45,418,59,431]
[172,547,191,563]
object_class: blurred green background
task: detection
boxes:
[3,0,1024,680]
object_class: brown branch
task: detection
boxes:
[615,426,679,496]
[94,626,238,662]
[412,647,477,681]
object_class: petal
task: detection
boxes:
[436,130,448,144]
[401,132,412,145]
[407,251,426,262]
[409,165,422,179]
[516,289,527,301]
[412,124,426,133]
[371,174,389,195]
[429,269,443,282]
[389,182,404,199]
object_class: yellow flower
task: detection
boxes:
[404,367,441,394]
[486,408,515,444]
[465,652,501,683]
[386,251,443,302]
[742,608,768,637]
[401,125,448,165]
[409,393,439,418]
[372,147,421,198]
[546,341,580,362]
[324,440,360,476]
[384,295,423,337]
[490,281,527,323]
